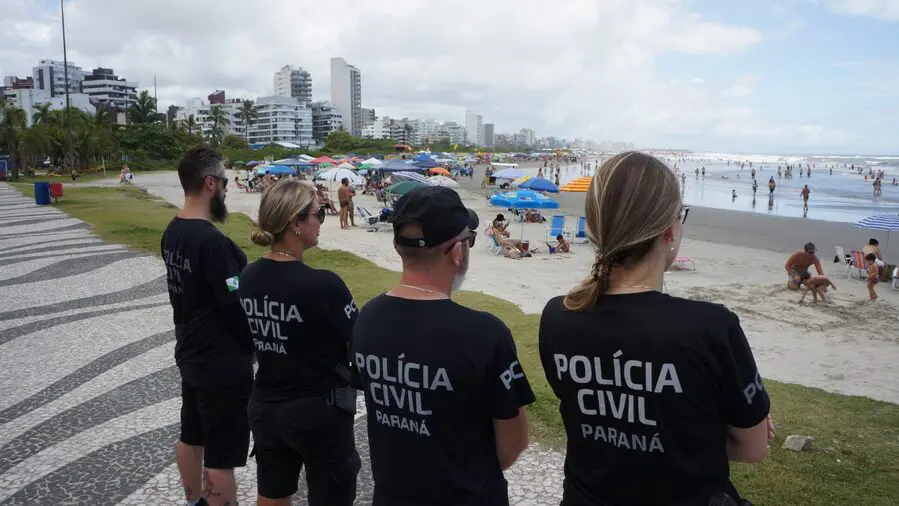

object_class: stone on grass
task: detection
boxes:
[782,435,815,451]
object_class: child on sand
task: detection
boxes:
[865,253,880,301]
[798,275,836,303]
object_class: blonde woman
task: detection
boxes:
[239,178,361,506]
[538,152,773,506]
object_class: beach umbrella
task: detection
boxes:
[429,167,452,176]
[519,177,559,193]
[232,160,246,165]
[362,157,382,165]
[511,175,533,187]
[317,167,363,184]
[338,162,356,170]
[387,180,428,196]
[488,189,560,238]
[391,171,434,185]
[246,160,260,168]
[360,162,379,170]
[855,213,899,249]
[429,175,459,187]
[272,159,307,167]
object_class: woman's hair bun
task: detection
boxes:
[250,230,275,246]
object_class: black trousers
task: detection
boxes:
[248,395,360,504]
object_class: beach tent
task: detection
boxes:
[379,160,415,173]
[429,167,452,177]
[266,165,296,175]
[413,159,440,169]
[519,177,559,193]
[362,157,382,165]
[428,175,459,187]
[311,156,339,165]
[337,162,356,170]
[414,152,434,162]
[392,171,433,185]
[272,159,309,167]
[493,168,524,180]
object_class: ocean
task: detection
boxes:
[544,153,899,225]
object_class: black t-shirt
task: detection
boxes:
[352,295,536,506]
[238,258,358,402]
[539,292,770,506]
[161,217,253,386]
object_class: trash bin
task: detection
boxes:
[34,182,51,206]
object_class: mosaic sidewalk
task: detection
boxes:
[0,182,562,505]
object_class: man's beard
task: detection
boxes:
[451,246,470,292]
[209,190,228,223]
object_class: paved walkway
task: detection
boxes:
[0,182,563,505]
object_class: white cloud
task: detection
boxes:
[816,0,899,20]
[0,0,859,152]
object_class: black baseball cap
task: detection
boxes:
[393,186,479,248]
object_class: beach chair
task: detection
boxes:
[849,250,867,279]
[485,228,504,255]
[545,215,571,243]
[356,206,382,232]
[835,246,852,278]
[573,216,589,244]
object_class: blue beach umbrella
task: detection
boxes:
[855,213,899,249]
[488,190,560,238]
[519,177,559,193]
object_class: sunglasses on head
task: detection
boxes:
[680,205,690,224]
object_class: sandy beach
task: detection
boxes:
[107,171,899,405]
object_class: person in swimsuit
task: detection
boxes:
[800,185,810,210]
[337,178,351,230]
[784,242,823,289]
[865,253,880,301]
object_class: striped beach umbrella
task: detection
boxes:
[855,213,899,249]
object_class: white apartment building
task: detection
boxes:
[247,96,313,147]
[443,121,467,145]
[173,97,251,140]
[80,67,138,110]
[4,88,95,126]
[273,65,312,105]
[419,118,439,144]
[465,110,485,146]
[330,57,362,136]
[361,117,389,139]
[309,101,344,144]
[515,128,536,147]
[32,59,88,97]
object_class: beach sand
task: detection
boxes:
[110,171,899,404]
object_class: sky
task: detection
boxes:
[2,0,898,155]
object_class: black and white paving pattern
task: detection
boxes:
[0,182,562,505]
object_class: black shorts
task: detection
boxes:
[248,396,360,502]
[179,379,252,469]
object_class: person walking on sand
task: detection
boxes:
[866,253,880,301]
[161,147,254,506]
[800,184,810,210]
[240,179,361,505]
[539,152,772,506]
[768,177,776,195]
[752,179,758,196]
[352,186,535,506]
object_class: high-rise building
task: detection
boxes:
[360,107,376,128]
[310,100,344,144]
[330,57,362,136]
[484,123,495,148]
[32,59,88,97]
[3,76,33,89]
[208,89,225,104]
[247,96,313,147]
[273,65,312,105]
[465,110,485,146]
[80,67,138,110]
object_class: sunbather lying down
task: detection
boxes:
[799,274,836,303]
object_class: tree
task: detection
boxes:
[208,105,230,148]
[0,104,27,180]
[128,90,164,125]
[183,114,199,135]
[236,100,258,144]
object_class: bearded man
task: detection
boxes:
[160,146,254,506]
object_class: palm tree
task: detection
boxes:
[236,100,258,144]
[31,103,53,126]
[0,104,27,180]
[183,114,199,135]
[128,90,163,124]
[208,105,230,147]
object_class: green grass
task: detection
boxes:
[11,183,899,505]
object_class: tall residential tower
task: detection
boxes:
[330,57,362,136]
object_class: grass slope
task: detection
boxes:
[10,183,898,505]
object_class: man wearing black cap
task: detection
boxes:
[352,186,535,506]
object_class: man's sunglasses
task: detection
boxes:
[444,230,477,254]
[208,174,228,188]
